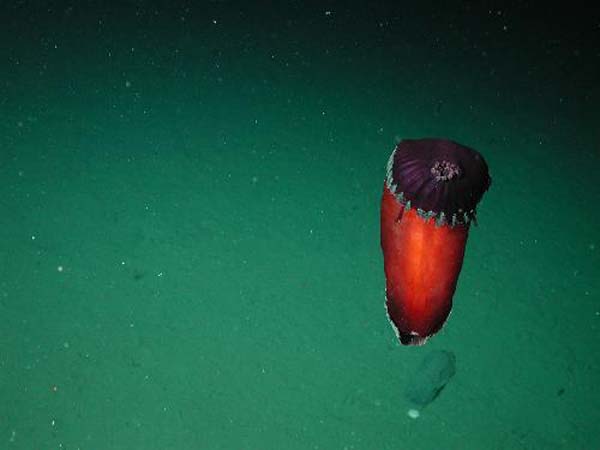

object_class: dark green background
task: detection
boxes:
[1,1,598,448]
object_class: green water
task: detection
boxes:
[1,2,598,449]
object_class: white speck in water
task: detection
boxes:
[407,409,420,419]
